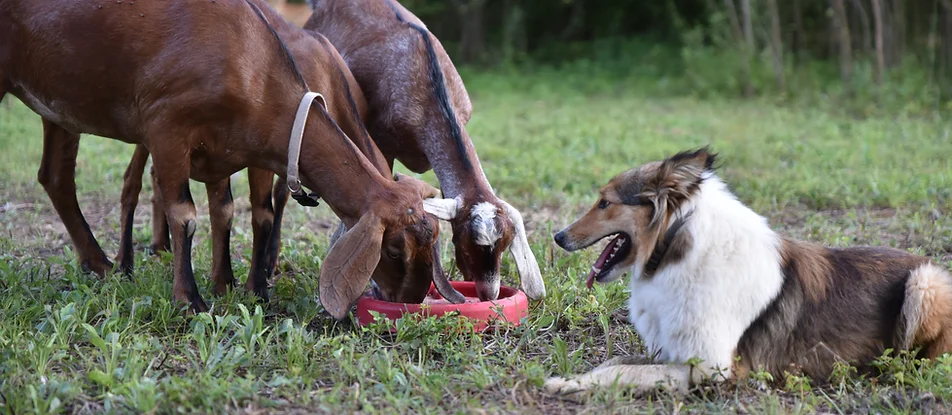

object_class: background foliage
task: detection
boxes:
[397,0,951,111]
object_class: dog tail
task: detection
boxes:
[899,263,952,353]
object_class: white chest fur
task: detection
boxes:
[626,177,785,377]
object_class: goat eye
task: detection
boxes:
[386,249,400,259]
[597,199,610,209]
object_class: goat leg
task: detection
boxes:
[150,143,207,312]
[268,176,290,275]
[116,145,150,275]
[148,164,172,255]
[206,176,236,296]
[245,167,279,300]
[37,120,114,276]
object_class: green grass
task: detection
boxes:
[1,71,951,414]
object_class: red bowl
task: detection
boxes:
[355,281,529,332]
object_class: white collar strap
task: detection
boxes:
[286,91,326,204]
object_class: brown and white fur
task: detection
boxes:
[546,148,952,395]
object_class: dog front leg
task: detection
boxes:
[544,363,700,396]
[594,355,653,370]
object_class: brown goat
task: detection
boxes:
[111,0,312,296]
[0,0,458,318]
[305,0,546,301]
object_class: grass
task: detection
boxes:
[1,68,951,414]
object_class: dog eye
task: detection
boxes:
[598,199,610,209]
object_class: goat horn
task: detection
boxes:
[422,196,461,221]
[499,200,546,300]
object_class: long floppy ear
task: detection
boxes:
[393,172,442,199]
[430,244,466,304]
[499,200,546,300]
[423,196,461,221]
[328,220,347,249]
[319,213,385,320]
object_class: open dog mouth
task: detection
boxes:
[587,233,632,288]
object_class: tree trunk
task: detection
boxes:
[561,0,585,41]
[871,0,885,85]
[767,0,785,90]
[942,0,952,96]
[740,0,755,96]
[889,0,904,67]
[452,0,487,65]
[723,0,754,97]
[792,0,805,67]
[850,0,872,56]
[830,0,853,86]
[501,0,527,63]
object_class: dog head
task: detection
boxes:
[554,147,716,287]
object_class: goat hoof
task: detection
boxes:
[118,262,134,277]
[174,292,209,313]
[115,254,134,276]
[190,297,209,313]
[147,243,170,256]
[81,258,115,277]
[212,282,234,297]
[245,281,270,302]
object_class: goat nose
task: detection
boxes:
[475,281,500,301]
[554,231,569,249]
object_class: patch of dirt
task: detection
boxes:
[0,188,344,270]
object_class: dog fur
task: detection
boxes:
[547,147,952,395]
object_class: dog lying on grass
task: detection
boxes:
[546,147,952,395]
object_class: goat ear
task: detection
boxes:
[328,220,347,249]
[394,172,442,199]
[423,197,461,221]
[430,244,466,304]
[499,200,546,300]
[319,213,385,320]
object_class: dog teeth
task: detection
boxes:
[591,266,602,274]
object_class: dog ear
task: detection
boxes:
[663,147,717,176]
[319,213,385,320]
[645,147,716,227]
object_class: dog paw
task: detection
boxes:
[543,376,585,395]
[595,355,651,370]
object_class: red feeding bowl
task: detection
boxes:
[355,281,529,332]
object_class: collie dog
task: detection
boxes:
[545,147,952,395]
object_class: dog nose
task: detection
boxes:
[554,231,569,249]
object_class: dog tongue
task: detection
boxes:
[587,235,622,289]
